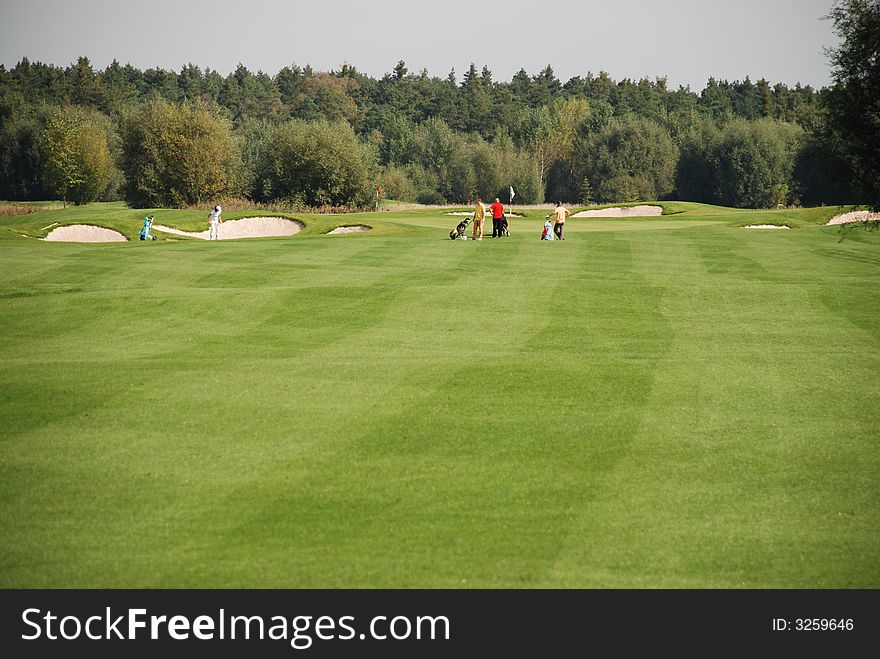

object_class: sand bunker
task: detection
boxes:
[327,225,372,234]
[42,224,127,242]
[573,205,663,218]
[826,211,880,226]
[153,216,303,240]
[743,224,790,229]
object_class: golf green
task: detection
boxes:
[0,202,878,587]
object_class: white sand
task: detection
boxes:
[153,216,303,240]
[826,211,880,226]
[743,224,790,229]
[327,225,372,234]
[43,224,127,242]
[573,205,663,218]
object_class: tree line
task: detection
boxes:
[0,1,875,209]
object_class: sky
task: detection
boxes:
[0,0,839,90]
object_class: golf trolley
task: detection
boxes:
[139,215,157,241]
[449,216,471,240]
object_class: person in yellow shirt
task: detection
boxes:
[472,198,486,240]
[550,201,569,240]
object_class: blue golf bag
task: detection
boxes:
[139,216,156,241]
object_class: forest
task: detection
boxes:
[0,2,875,211]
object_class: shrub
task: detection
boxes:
[674,118,722,203]
[573,115,677,203]
[380,165,418,202]
[120,98,236,207]
[714,118,802,208]
[416,189,446,205]
[41,108,113,205]
[263,119,376,208]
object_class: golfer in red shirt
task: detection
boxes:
[490,198,506,238]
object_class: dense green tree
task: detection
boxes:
[699,78,734,119]
[202,68,224,103]
[41,108,113,205]
[713,118,803,208]
[120,98,235,207]
[220,64,284,124]
[412,117,457,176]
[444,142,477,202]
[378,164,418,202]
[677,117,807,208]
[758,79,772,118]
[530,65,562,107]
[469,137,504,201]
[438,137,505,203]
[412,74,459,126]
[296,72,359,123]
[506,152,543,204]
[263,119,376,207]
[675,117,722,203]
[177,63,205,101]
[0,52,861,207]
[509,68,531,98]
[579,177,594,204]
[275,64,308,108]
[68,57,105,108]
[375,112,417,166]
[792,134,859,205]
[512,98,590,195]
[613,77,668,121]
[458,63,493,136]
[142,67,180,102]
[235,118,277,200]
[823,0,880,202]
[573,115,678,203]
[98,59,140,111]
[0,94,50,200]
[480,66,493,88]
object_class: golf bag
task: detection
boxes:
[139,215,156,241]
[500,215,509,236]
[450,217,471,240]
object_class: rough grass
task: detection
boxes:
[0,201,877,587]
[0,201,65,218]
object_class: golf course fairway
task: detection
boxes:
[0,202,878,588]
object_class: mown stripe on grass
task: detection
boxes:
[544,228,880,587]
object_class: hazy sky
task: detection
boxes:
[1,0,838,90]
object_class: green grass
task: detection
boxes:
[0,202,392,240]
[0,201,878,588]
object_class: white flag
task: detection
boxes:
[509,186,515,202]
